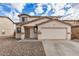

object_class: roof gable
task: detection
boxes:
[16,15,62,26]
[37,19,71,26]
[21,17,52,26]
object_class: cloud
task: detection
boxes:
[11,3,25,12]
[55,10,65,16]
[62,4,79,20]
[54,3,66,10]
[41,3,53,16]
[34,3,73,16]
[4,9,19,22]
[0,3,79,22]
[61,10,79,20]
[29,12,35,16]
[10,3,79,20]
[71,3,79,9]
[35,4,44,14]
[0,4,19,22]
[49,3,71,16]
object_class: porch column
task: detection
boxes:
[21,26,25,40]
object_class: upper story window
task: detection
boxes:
[22,17,26,22]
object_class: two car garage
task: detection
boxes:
[39,27,67,39]
[38,20,71,40]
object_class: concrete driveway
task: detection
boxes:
[42,40,79,56]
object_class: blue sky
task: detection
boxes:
[0,3,79,22]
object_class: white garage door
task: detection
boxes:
[39,27,67,39]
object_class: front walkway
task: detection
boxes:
[42,39,79,56]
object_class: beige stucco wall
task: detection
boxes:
[30,28,37,38]
[23,18,50,26]
[0,17,15,37]
[15,25,24,39]
[15,25,37,39]
[64,21,79,26]
[29,18,38,21]
[19,15,38,22]
[20,27,37,39]
[38,20,71,40]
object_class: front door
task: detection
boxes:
[25,28,30,38]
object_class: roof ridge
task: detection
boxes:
[18,14,62,18]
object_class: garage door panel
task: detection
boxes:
[38,27,67,39]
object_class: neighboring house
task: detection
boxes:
[15,14,71,40]
[0,16,15,37]
[71,26,79,39]
[64,20,79,39]
[63,20,79,26]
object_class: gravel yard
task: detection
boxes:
[0,37,45,56]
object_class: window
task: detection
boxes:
[34,26,38,33]
[17,27,21,33]
[22,17,25,22]
[2,29,5,34]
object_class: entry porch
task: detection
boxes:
[15,25,38,40]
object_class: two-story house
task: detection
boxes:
[15,14,72,40]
